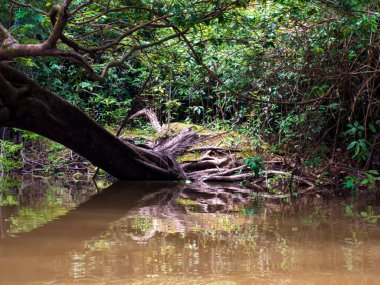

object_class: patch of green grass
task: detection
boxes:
[176,198,199,206]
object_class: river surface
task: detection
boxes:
[0,176,380,284]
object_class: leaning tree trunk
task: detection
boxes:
[0,62,185,180]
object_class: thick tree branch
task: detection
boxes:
[0,62,185,180]
[44,0,73,49]
[1,0,242,85]
[0,72,15,99]
[0,23,18,49]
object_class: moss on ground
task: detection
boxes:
[118,122,260,163]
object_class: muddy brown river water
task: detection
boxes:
[0,178,379,284]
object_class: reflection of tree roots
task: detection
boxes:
[113,182,288,242]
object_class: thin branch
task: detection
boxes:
[58,15,170,55]
[98,29,187,80]
[10,0,49,15]
[116,69,153,137]
[100,47,136,79]
[82,15,170,53]
[70,0,93,15]
[70,6,160,25]
[9,3,15,27]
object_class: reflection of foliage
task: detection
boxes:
[0,195,19,206]
[301,206,327,228]
[274,233,292,270]
[345,204,380,224]
[9,186,78,234]
[176,198,201,212]
[241,196,265,217]
[37,192,379,282]
[189,213,260,249]
[85,237,112,251]
[131,215,154,234]
[342,229,367,272]
[10,206,69,234]
[0,176,22,206]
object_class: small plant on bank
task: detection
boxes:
[243,156,264,177]
[344,121,376,162]
[361,170,380,190]
[343,170,380,192]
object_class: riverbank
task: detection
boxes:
[1,123,379,196]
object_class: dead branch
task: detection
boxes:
[123,108,161,130]
[202,173,253,182]
[182,157,230,172]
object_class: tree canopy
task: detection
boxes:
[0,0,379,184]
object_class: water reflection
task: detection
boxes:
[0,176,97,237]
[0,178,379,284]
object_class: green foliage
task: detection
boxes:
[346,139,370,161]
[344,121,365,137]
[343,176,359,191]
[0,141,23,173]
[243,156,264,176]
[343,170,380,192]
[9,185,78,234]
[301,207,327,228]
[11,7,48,42]
[176,198,199,206]
[361,170,380,190]
[0,177,22,206]
[344,121,375,162]
[2,0,379,183]
[304,156,322,170]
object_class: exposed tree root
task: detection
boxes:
[189,147,240,153]
[121,108,322,188]
[266,170,315,188]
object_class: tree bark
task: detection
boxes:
[0,62,184,180]
[126,108,163,132]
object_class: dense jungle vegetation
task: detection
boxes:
[0,0,379,193]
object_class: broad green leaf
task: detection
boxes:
[347,141,356,150]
